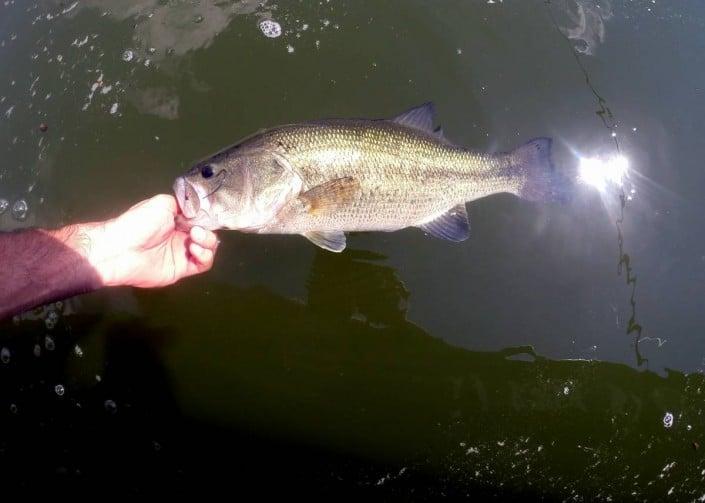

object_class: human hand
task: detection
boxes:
[86,194,218,288]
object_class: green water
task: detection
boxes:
[2,0,705,498]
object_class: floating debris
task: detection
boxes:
[54,384,65,396]
[0,198,8,214]
[121,49,134,62]
[663,411,674,428]
[44,334,55,350]
[104,400,117,414]
[109,102,119,115]
[0,347,10,364]
[33,344,41,357]
[74,345,83,357]
[9,404,17,414]
[286,44,295,53]
[11,199,28,221]
[194,14,204,24]
[259,19,282,38]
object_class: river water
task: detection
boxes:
[1,0,704,499]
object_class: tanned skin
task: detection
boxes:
[0,194,218,320]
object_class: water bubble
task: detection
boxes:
[74,345,83,357]
[109,103,119,115]
[121,49,134,62]
[193,14,204,24]
[44,335,55,351]
[0,198,9,214]
[0,347,10,364]
[104,399,117,414]
[11,199,28,221]
[9,403,18,414]
[55,384,65,396]
[259,19,282,38]
[663,411,674,428]
[573,39,589,54]
[286,44,295,54]
[45,310,59,330]
[33,344,41,357]
[153,441,162,451]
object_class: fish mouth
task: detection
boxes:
[173,176,202,220]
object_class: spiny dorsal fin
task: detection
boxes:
[299,177,360,215]
[391,102,436,133]
[304,231,346,252]
[418,204,470,242]
[433,125,452,145]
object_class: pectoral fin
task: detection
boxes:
[304,231,346,252]
[418,204,470,242]
[299,177,360,215]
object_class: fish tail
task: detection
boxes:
[509,138,568,203]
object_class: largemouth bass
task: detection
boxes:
[173,103,565,252]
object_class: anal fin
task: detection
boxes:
[418,204,470,242]
[304,231,347,252]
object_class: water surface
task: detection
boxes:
[1,0,705,499]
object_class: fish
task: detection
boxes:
[173,102,566,252]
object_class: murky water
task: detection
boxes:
[2,0,705,498]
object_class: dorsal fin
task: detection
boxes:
[391,102,436,133]
[418,204,470,242]
[433,125,452,145]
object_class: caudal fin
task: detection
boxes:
[510,138,567,203]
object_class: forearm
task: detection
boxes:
[0,223,106,319]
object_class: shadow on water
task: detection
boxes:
[1,250,704,499]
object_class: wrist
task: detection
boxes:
[49,221,117,288]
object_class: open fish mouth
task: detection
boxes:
[173,176,201,219]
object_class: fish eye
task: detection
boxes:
[201,165,214,178]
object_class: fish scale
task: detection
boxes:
[260,120,518,232]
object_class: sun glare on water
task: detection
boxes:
[578,155,629,192]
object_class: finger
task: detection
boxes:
[190,226,218,250]
[147,194,178,215]
[188,242,214,268]
[125,194,177,215]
